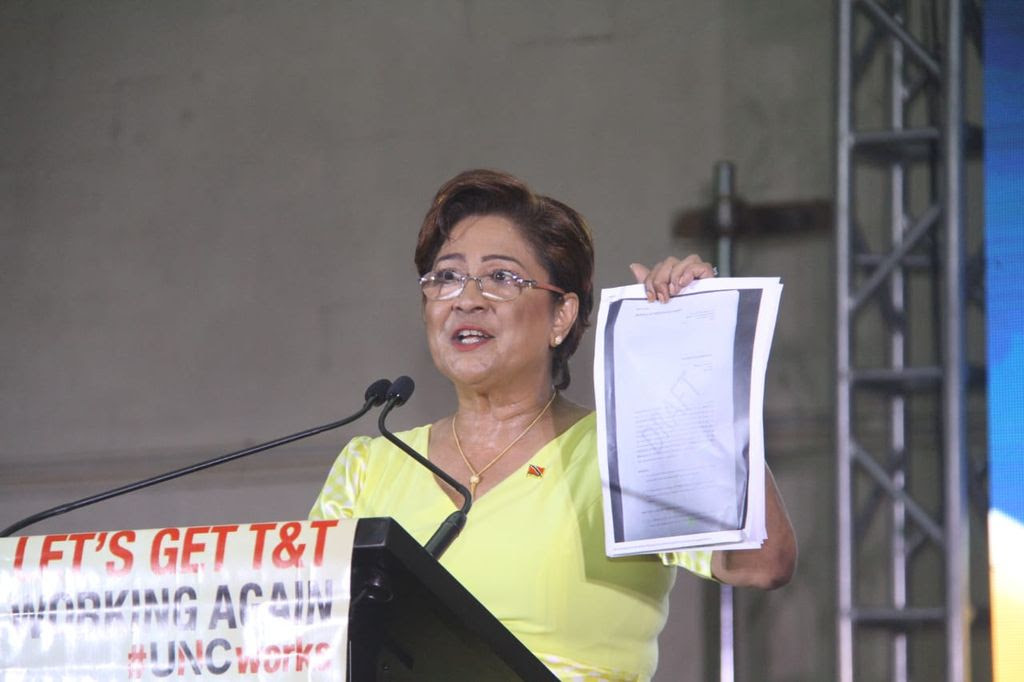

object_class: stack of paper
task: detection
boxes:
[594,277,782,557]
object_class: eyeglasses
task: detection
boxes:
[419,268,566,302]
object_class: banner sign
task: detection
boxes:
[0,519,356,680]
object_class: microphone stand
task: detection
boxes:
[1,379,393,537]
[377,377,471,560]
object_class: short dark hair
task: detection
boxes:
[415,169,594,390]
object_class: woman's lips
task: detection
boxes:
[451,326,494,349]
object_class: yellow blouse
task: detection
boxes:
[309,412,712,681]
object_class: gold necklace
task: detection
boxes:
[452,391,557,498]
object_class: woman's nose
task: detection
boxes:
[453,276,488,308]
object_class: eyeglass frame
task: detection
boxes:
[418,268,567,302]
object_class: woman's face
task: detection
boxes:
[423,214,578,394]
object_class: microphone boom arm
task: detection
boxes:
[378,397,472,560]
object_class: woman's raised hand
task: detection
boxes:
[629,255,716,303]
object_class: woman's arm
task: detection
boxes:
[711,464,797,589]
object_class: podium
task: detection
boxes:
[349,518,555,681]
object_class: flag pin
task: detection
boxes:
[527,464,545,478]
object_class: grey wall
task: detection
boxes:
[1,2,834,680]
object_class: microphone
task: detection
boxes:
[386,375,415,407]
[377,375,472,559]
[1,378,394,538]
[363,378,394,407]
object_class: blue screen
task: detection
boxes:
[985,2,1024,678]
[985,0,1024,527]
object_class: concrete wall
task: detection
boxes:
[0,2,835,679]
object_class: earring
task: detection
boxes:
[552,335,563,347]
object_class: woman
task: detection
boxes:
[310,169,797,681]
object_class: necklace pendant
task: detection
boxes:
[469,474,481,497]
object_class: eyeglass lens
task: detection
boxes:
[424,272,521,301]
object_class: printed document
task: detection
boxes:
[594,277,782,556]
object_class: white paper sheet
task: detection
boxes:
[594,277,782,557]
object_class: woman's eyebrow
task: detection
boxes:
[434,253,527,268]
[481,254,526,268]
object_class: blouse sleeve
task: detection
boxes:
[308,436,374,521]
[659,549,715,579]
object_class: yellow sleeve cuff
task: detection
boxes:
[659,549,714,579]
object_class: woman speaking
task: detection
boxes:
[310,169,796,681]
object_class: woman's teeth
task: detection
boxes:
[456,330,490,344]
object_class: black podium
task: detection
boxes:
[349,518,557,681]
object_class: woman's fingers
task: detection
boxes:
[629,263,655,301]
[629,262,650,284]
[670,254,714,292]
[630,255,716,303]
[649,257,680,302]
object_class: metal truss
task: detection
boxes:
[836,1,984,681]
